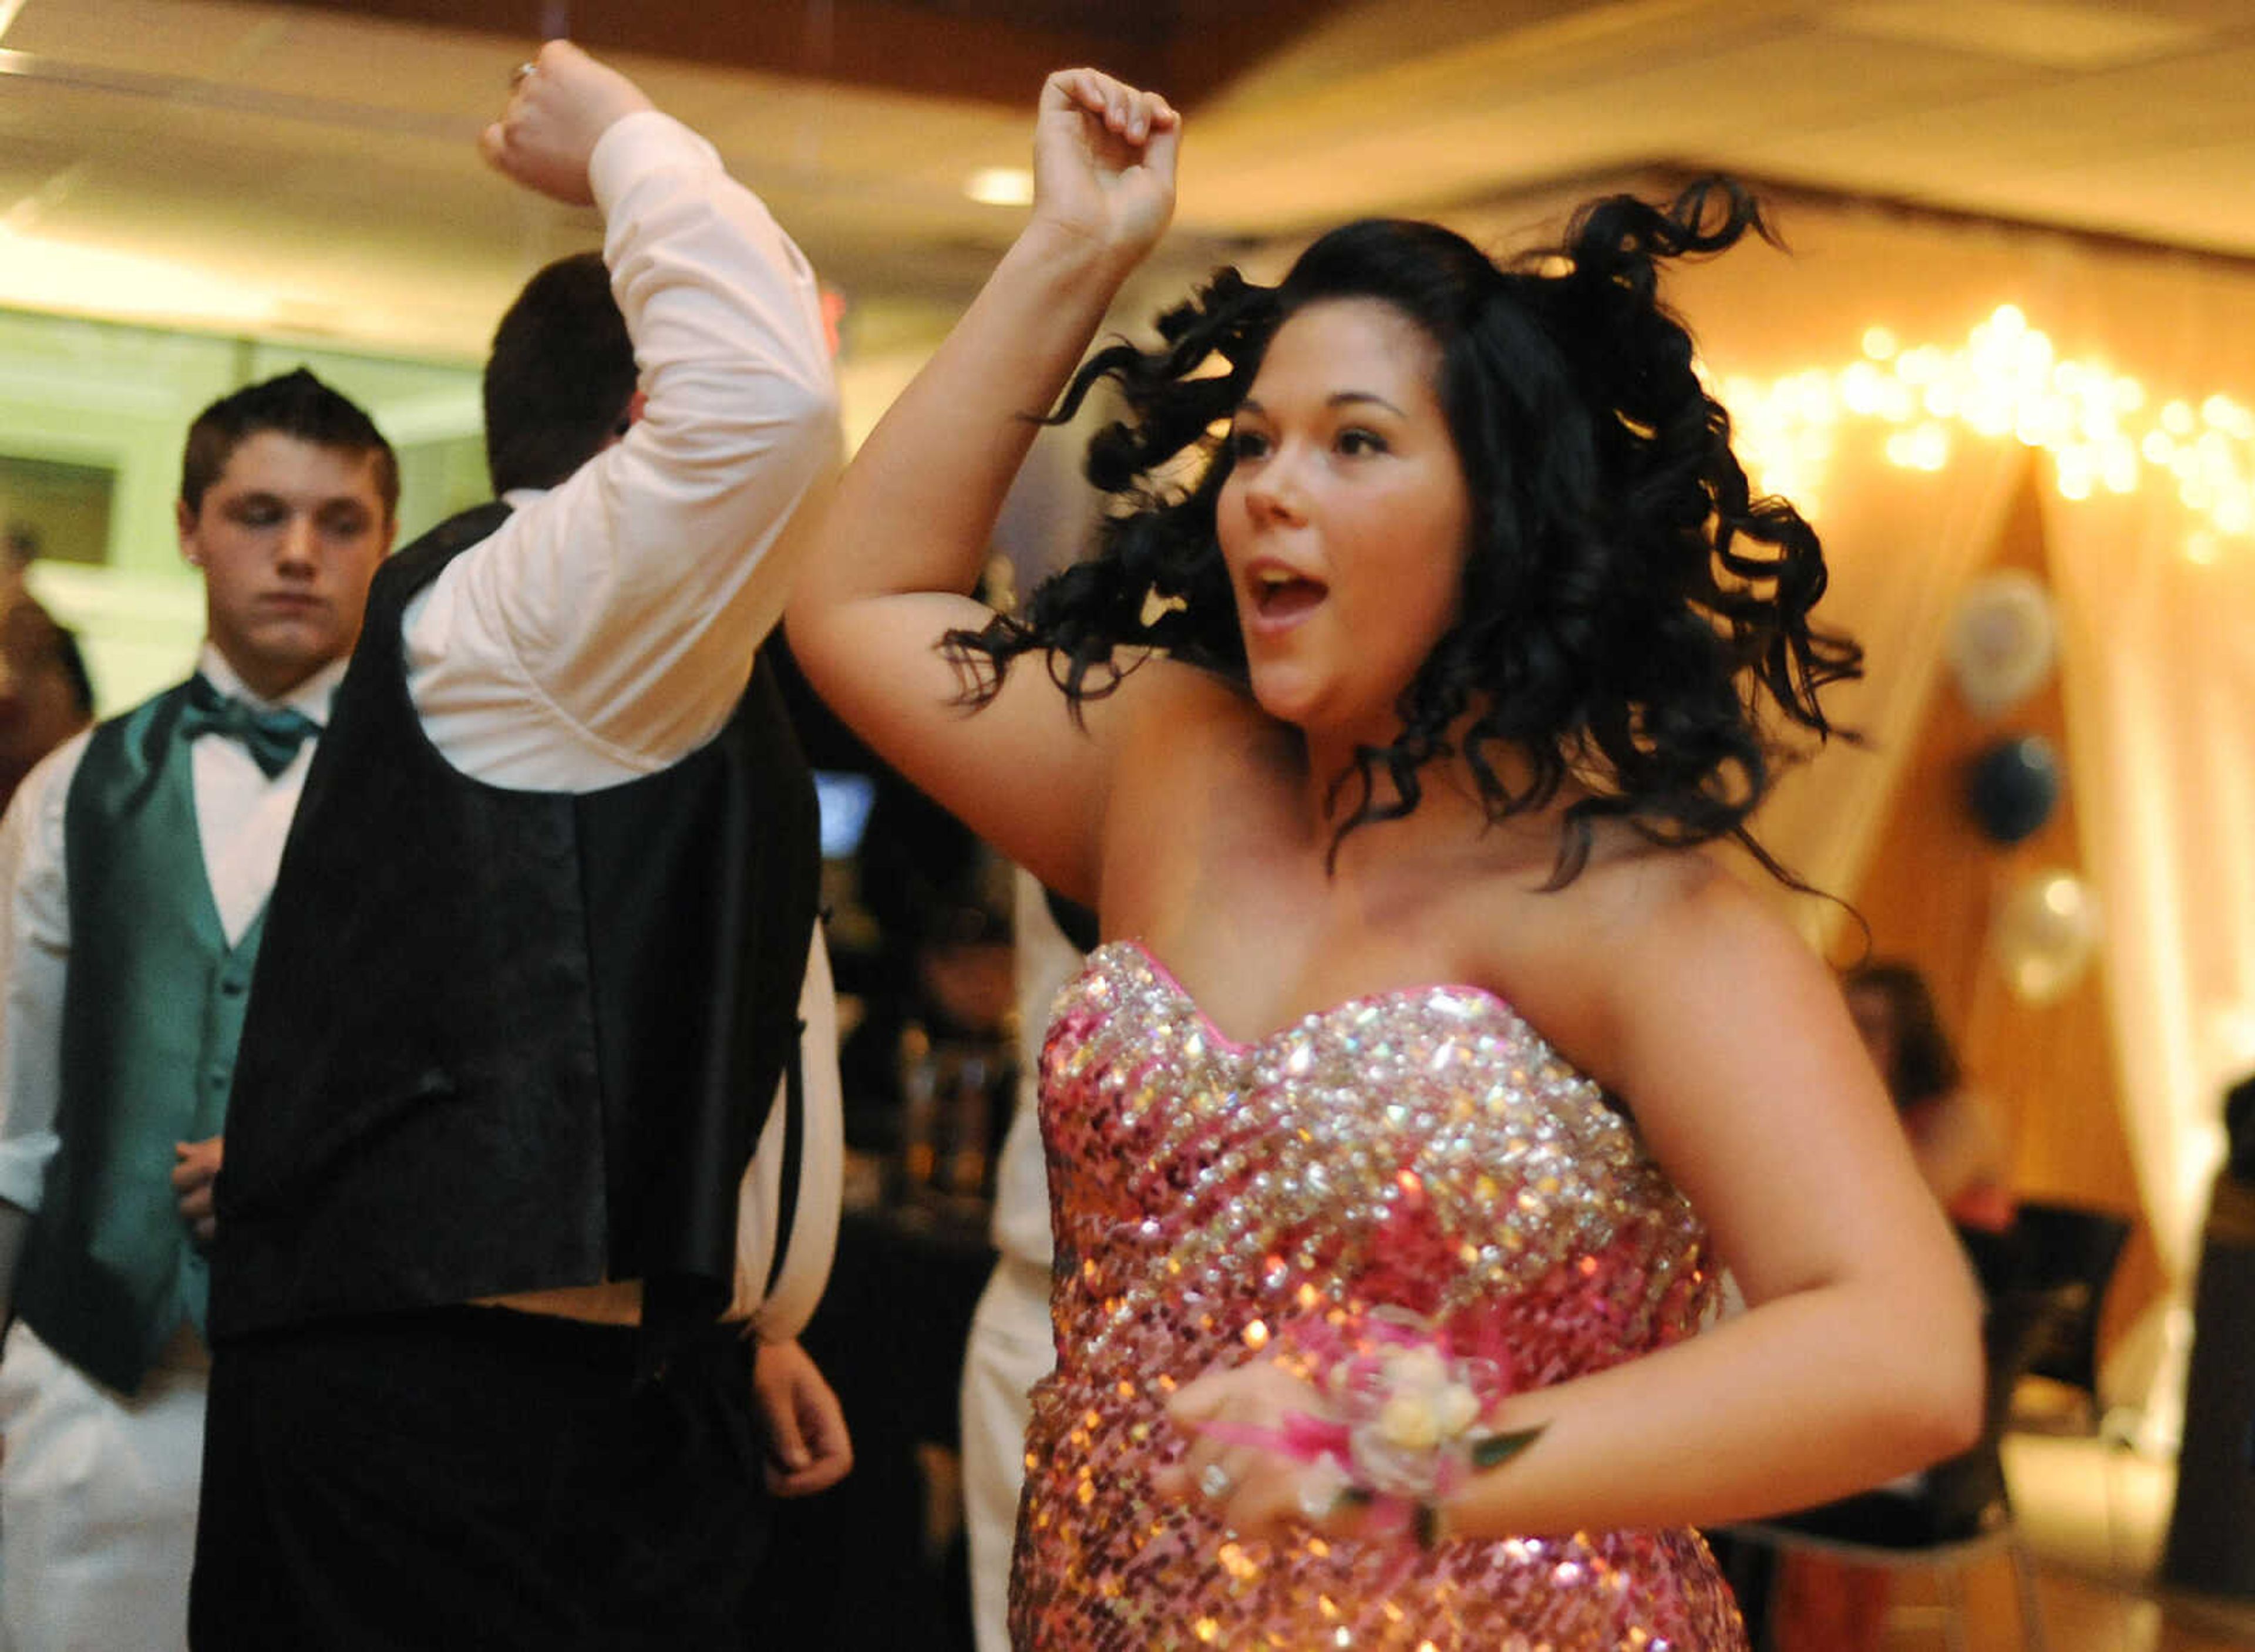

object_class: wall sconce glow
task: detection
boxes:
[1721,304,2254,566]
[965,167,1034,207]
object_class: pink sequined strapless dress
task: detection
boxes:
[1009,941,1746,1651]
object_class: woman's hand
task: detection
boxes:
[1029,69,1180,270]
[1156,1358,1362,1546]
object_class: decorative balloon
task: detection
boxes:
[1947,570,2058,719]
[1990,869,2101,1005]
[1966,734,2061,844]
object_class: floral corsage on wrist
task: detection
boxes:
[1202,1307,1545,1550]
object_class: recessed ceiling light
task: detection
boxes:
[965,167,1034,207]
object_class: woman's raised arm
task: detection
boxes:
[786,71,1180,906]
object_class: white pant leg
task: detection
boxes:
[0,1323,204,1652]
[959,1257,1055,1652]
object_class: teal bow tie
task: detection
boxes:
[177,674,320,779]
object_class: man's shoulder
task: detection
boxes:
[392,500,513,560]
[382,501,518,595]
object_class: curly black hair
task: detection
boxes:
[945,179,1862,887]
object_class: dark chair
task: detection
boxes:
[2008,1199,2131,1432]
[1722,1285,2066,1649]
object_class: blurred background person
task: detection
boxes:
[0,527,94,814]
[832,766,1017,1171]
[1748,959,2022,1649]
[1845,960,2024,1296]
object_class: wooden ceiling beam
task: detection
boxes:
[268,0,1344,108]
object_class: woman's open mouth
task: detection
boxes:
[1248,564,1328,625]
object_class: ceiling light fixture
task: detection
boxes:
[965,167,1034,208]
[0,225,280,334]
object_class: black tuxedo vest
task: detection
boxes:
[209,503,819,1345]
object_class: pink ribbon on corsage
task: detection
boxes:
[1194,1305,1546,1550]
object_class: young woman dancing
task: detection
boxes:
[787,70,1982,1651]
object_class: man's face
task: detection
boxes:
[179,430,393,699]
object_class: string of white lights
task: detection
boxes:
[1716,306,2253,566]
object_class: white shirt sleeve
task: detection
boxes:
[738,924,844,1340]
[405,109,841,789]
[0,732,86,1222]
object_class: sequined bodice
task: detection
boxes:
[1010,940,1745,1651]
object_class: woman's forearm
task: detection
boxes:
[802,223,1143,611]
[1438,1279,1983,1539]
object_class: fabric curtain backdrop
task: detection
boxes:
[2027,243,2255,1278]
[1436,186,2255,1290]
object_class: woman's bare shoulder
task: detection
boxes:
[1456,837,1825,1082]
[1458,829,1741,968]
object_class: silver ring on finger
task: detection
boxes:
[1197,1461,1235,1502]
[510,60,537,89]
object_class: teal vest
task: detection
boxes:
[12,679,267,1394]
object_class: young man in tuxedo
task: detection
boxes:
[0,368,397,1651]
